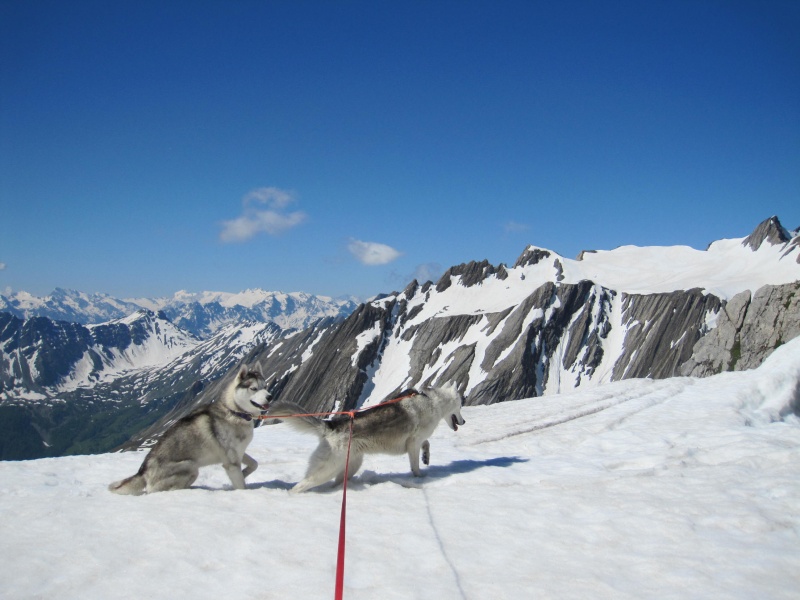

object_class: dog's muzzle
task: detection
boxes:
[451,414,465,431]
[251,390,273,412]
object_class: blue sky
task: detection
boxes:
[1,0,798,300]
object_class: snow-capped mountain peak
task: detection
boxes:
[0,287,359,338]
[741,215,795,250]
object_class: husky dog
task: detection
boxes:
[109,366,271,495]
[266,384,466,493]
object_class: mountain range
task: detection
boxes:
[0,288,360,337]
[0,290,337,458]
[183,215,798,413]
[1,216,798,459]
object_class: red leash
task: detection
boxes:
[259,392,418,600]
[334,413,355,600]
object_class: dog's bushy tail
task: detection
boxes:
[108,473,146,495]
[266,401,328,437]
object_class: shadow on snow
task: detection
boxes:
[247,455,529,493]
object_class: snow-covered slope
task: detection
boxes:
[447,215,799,318]
[0,310,199,399]
[2,336,798,599]
[517,233,798,302]
[58,311,200,392]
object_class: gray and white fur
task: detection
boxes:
[266,384,466,493]
[109,365,271,495]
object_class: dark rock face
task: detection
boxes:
[613,289,723,380]
[514,247,552,268]
[436,259,508,292]
[0,313,94,392]
[265,305,393,414]
[741,216,792,251]
[203,280,719,415]
[211,278,796,420]
[681,282,800,376]
[783,237,800,264]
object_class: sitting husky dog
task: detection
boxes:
[266,384,466,493]
[109,366,271,495]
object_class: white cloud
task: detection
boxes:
[242,187,294,209]
[411,262,442,282]
[0,262,6,271]
[348,239,403,266]
[388,262,444,291]
[504,220,529,233]
[220,187,307,243]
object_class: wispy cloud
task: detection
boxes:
[504,220,529,233]
[220,187,307,243]
[348,239,403,266]
[0,262,6,271]
[387,262,443,292]
[410,262,442,282]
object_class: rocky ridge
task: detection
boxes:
[173,217,799,432]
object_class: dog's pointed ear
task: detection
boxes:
[238,365,248,380]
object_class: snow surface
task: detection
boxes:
[390,236,799,328]
[560,236,799,299]
[2,339,799,599]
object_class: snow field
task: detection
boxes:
[1,338,799,599]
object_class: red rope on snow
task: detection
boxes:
[334,413,355,600]
[257,392,418,599]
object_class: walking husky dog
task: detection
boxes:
[109,366,271,495]
[266,384,466,493]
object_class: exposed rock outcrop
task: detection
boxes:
[681,282,800,376]
[741,215,792,251]
[614,289,723,380]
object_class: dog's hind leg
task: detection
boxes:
[241,453,258,479]
[292,440,345,493]
[334,452,363,485]
[293,461,344,493]
[147,462,199,492]
[421,440,430,466]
